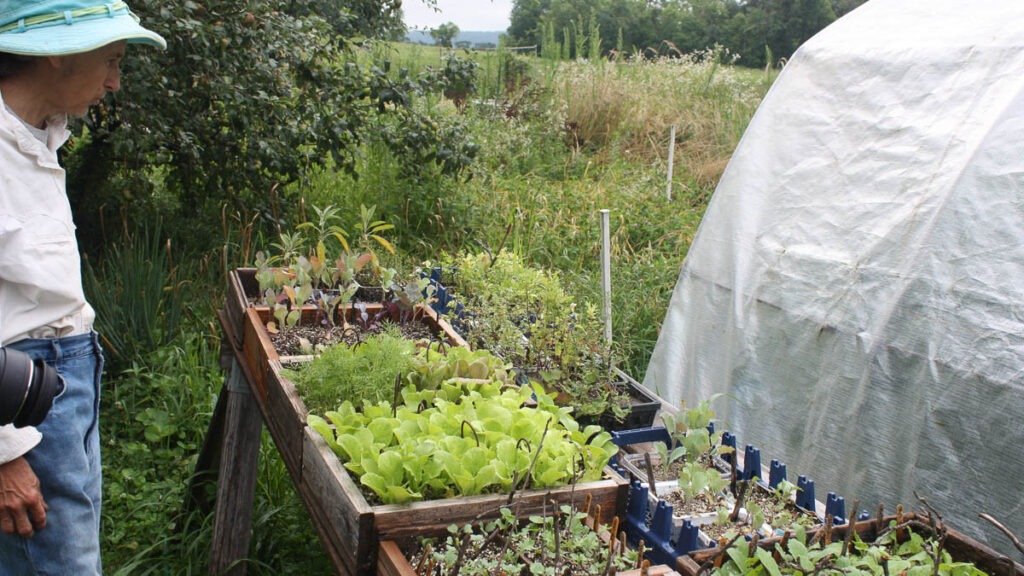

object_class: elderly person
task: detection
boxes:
[0,1,165,573]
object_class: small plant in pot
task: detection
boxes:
[250,203,459,355]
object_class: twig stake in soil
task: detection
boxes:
[979,513,1024,555]
[461,420,481,447]
[811,514,834,546]
[449,530,473,576]
[695,533,744,576]
[508,417,553,501]
[913,491,950,576]
[414,543,432,576]
[841,499,860,556]
[392,372,402,417]
[488,221,514,270]
[729,479,749,523]
[774,531,790,564]
[896,504,905,543]
[729,452,738,498]
[552,500,563,569]
[601,525,617,576]
[642,452,658,499]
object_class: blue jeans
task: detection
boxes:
[0,332,104,576]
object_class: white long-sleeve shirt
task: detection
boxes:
[0,88,94,463]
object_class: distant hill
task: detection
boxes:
[405,29,503,48]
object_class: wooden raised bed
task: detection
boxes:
[675,512,1024,576]
[222,268,630,576]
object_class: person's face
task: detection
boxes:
[47,41,126,117]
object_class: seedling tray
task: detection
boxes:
[676,512,1024,576]
[377,500,683,576]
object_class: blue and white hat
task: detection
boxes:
[0,0,166,56]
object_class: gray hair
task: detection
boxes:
[0,52,36,79]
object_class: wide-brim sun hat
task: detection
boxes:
[0,0,166,56]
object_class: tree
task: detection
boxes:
[430,22,460,47]
[508,0,841,65]
[507,0,551,46]
[63,0,477,251]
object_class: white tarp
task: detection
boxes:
[643,0,1024,555]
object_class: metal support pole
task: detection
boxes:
[666,125,677,201]
[600,209,613,346]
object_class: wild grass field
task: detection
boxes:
[92,43,773,574]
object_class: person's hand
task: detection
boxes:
[0,457,47,537]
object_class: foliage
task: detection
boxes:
[654,395,734,502]
[100,329,220,571]
[82,224,191,373]
[433,250,633,420]
[404,344,519,394]
[95,45,775,573]
[309,382,617,504]
[415,504,639,575]
[711,518,987,576]
[430,22,461,48]
[64,0,478,252]
[508,0,859,67]
[253,203,408,336]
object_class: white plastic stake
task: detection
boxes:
[666,124,677,201]
[600,209,613,345]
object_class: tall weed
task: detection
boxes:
[552,48,766,184]
[83,225,195,372]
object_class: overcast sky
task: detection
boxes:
[403,0,514,31]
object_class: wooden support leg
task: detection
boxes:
[208,358,263,576]
[183,384,228,518]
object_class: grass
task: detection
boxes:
[94,43,770,572]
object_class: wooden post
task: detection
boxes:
[207,358,263,576]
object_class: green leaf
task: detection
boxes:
[755,547,783,576]
[377,451,405,486]
[361,472,388,500]
[367,418,397,445]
